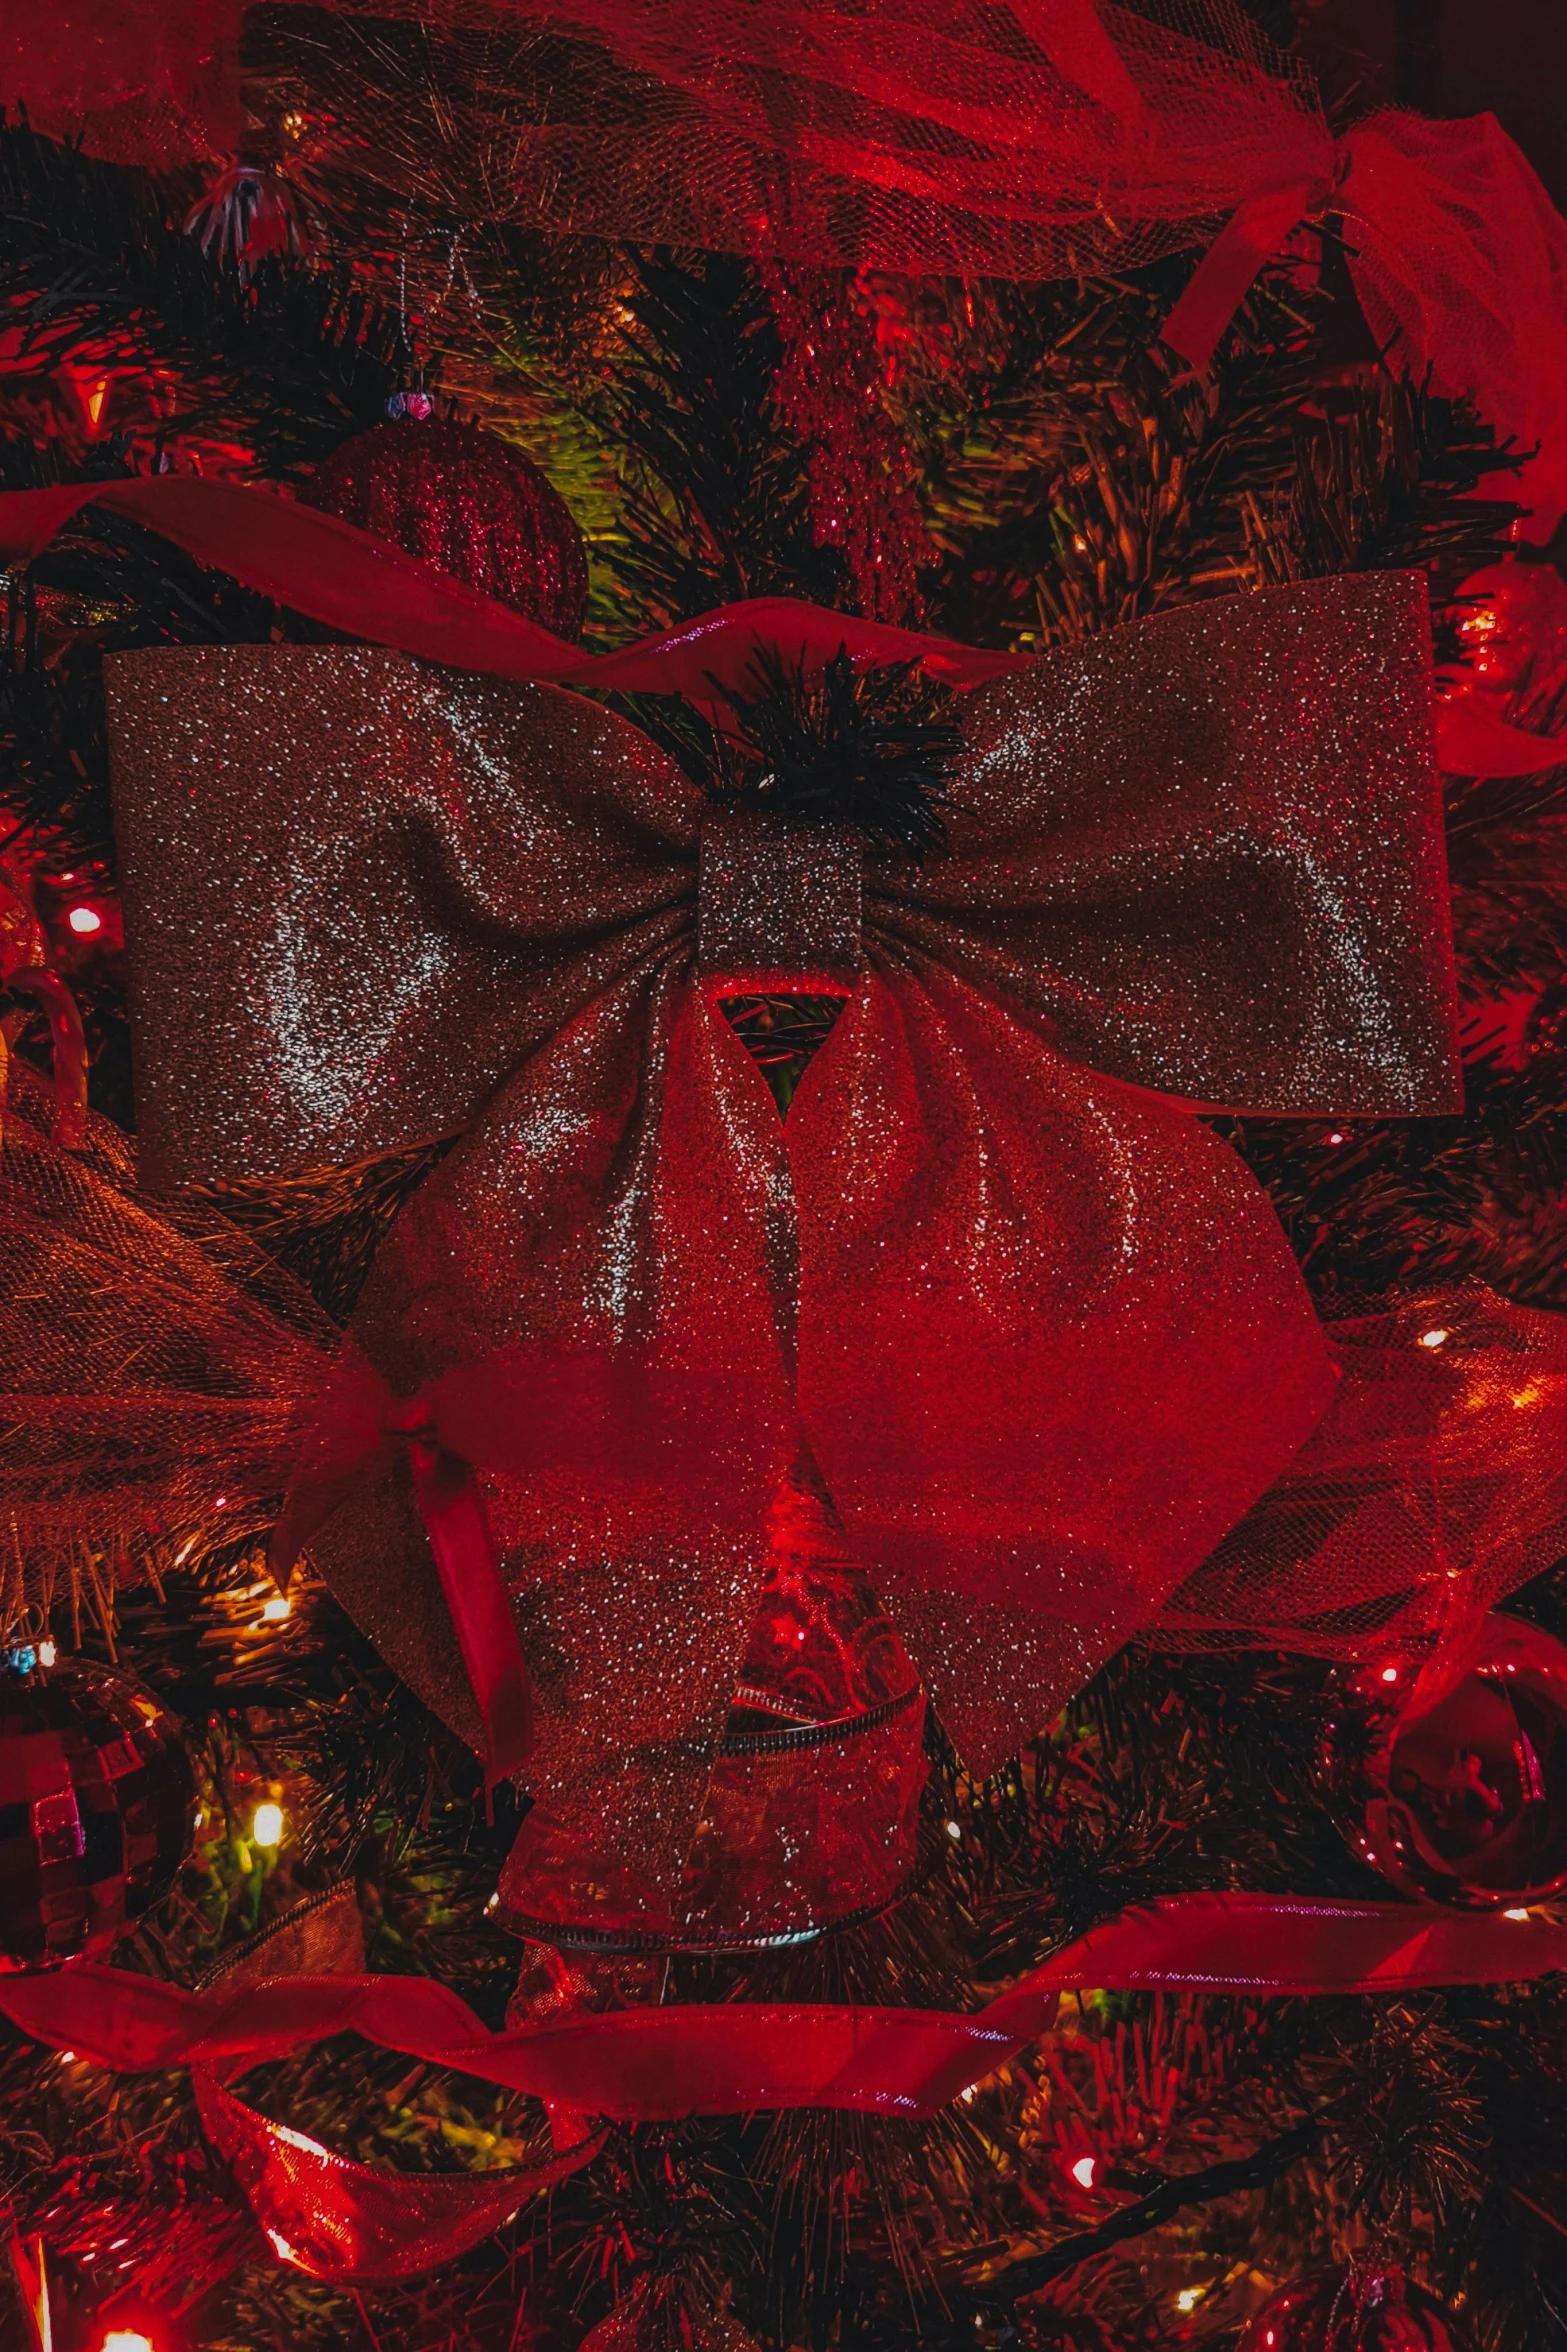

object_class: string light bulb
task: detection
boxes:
[68,904,103,935]
[1070,2154,1096,2187]
[251,1801,284,1848]
[101,2333,156,2352]
[260,1594,291,1623]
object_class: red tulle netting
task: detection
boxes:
[286,0,1326,277]
[1154,1284,1567,1682]
[11,5,1567,529]
[268,0,1567,532]
[0,1067,334,1620]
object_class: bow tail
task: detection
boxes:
[884,1587,1124,1778]
[786,957,1336,1702]
[310,971,802,1936]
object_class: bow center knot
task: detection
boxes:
[696,805,863,996]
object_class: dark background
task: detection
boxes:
[1310,0,1567,207]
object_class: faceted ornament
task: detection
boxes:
[0,1651,195,1970]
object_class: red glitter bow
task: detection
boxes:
[84,557,1461,1947]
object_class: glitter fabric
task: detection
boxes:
[697,807,862,994]
[499,1462,927,1946]
[881,568,1459,1119]
[104,572,1460,1939]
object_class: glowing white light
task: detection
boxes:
[251,1802,284,1848]
[68,905,102,935]
[267,2229,300,2264]
[945,1820,963,1842]
[101,2334,156,2352]
[1175,2288,1204,2314]
[1418,1327,1449,1350]
[1070,2155,1096,2188]
[1504,1907,1531,1921]
[260,1595,291,1623]
[1380,1666,1400,1684]
[37,1640,56,1666]
[1326,1130,1346,1145]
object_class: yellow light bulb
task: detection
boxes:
[251,1801,284,1848]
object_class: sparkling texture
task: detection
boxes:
[300,416,589,640]
[103,574,1462,1939]
[697,806,863,994]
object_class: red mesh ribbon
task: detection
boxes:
[292,0,1325,276]
[0,1066,334,1619]
[269,1,1567,535]
[1162,109,1567,540]
[78,566,1463,1944]
[0,2,240,167]
[1156,1286,1567,1693]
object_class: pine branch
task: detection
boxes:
[958,2114,1320,2303]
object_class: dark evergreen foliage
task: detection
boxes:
[0,96,1564,2352]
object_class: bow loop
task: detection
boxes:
[106,647,703,1184]
[878,569,1458,1116]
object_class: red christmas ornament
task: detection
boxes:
[1237,2267,1468,2352]
[300,416,590,641]
[1327,1614,1567,1910]
[0,1650,194,1972]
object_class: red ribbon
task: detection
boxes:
[4,969,89,1151]
[6,1895,1567,2124]
[0,481,1016,694]
[0,473,1511,774]
[1160,174,1324,371]
[191,2071,600,2282]
[396,1418,535,1788]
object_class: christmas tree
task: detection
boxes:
[3,6,1567,2350]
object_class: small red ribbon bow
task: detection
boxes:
[93,559,1460,1941]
